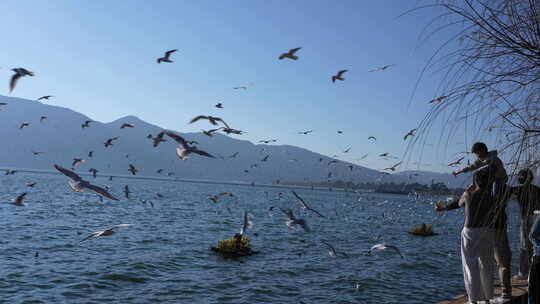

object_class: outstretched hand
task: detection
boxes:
[434,200,446,212]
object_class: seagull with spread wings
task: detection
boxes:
[280,208,310,232]
[368,136,376,142]
[448,157,465,167]
[40,116,47,122]
[157,49,177,63]
[152,131,166,147]
[163,131,215,160]
[240,211,253,235]
[369,243,404,259]
[89,168,98,178]
[128,164,138,175]
[54,164,118,201]
[429,95,448,103]
[322,241,349,258]
[37,95,53,101]
[19,122,30,129]
[298,130,313,135]
[5,169,17,175]
[368,64,395,72]
[189,115,231,128]
[120,123,134,129]
[81,120,93,129]
[80,224,133,242]
[71,158,85,169]
[279,47,301,60]
[403,128,417,141]
[9,68,34,93]
[331,70,348,83]
[383,161,402,172]
[292,191,325,218]
[123,185,132,199]
[104,137,119,148]
[10,193,28,206]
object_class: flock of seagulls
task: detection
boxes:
[0,46,447,268]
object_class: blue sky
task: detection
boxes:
[0,1,490,173]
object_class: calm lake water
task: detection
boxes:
[0,172,522,303]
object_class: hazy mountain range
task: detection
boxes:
[0,95,471,187]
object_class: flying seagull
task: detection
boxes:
[88,151,94,158]
[104,137,119,148]
[32,151,44,156]
[240,211,253,235]
[123,185,131,199]
[26,183,37,188]
[261,155,270,162]
[322,241,349,258]
[404,128,417,141]
[280,208,310,232]
[11,192,28,206]
[215,103,223,108]
[448,157,465,167]
[369,243,404,259]
[120,123,134,129]
[327,160,338,166]
[5,169,17,175]
[208,192,236,203]
[89,168,98,178]
[343,147,351,153]
[37,95,53,101]
[152,131,166,147]
[278,47,301,60]
[259,139,277,144]
[157,49,177,64]
[368,64,395,72]
[379,152,390,157]
[383,161,402,172]
[368,136,376,142]
[54,164,118,201]
[292,191,325,218]
[202,128,221,137]
[331,70,348,83]
[19,122,30,129]
[189,115,230,128]
[163,131,215,160]
[81,120,93,129]
[429,95,448,103]
[80,224,133,242]
[39,116,48,122]
[298,130,313,135]
[128,164,138,175]
[10,68,34,93]
[71,158,85,169]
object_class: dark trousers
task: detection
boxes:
[494,226,512,296]
[530,256,540,304]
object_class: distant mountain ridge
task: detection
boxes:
[0,95,465,187]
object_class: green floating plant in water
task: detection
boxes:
[211,235,258,257]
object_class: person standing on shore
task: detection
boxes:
[453,142,512,299]
[509,169,540,280]
[529,210,540,304]
[436,169,497,303]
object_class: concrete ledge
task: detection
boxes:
[436,280,528,304]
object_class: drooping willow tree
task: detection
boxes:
[414,0,540,174]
